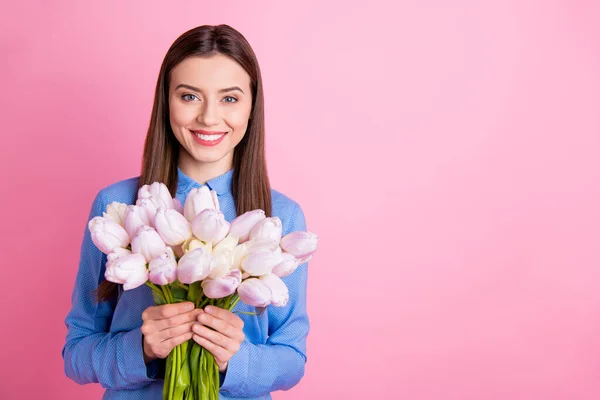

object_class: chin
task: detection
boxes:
[190,150,232,165]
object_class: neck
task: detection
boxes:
[178,149,233,184]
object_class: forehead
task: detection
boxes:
[170,54,251,91]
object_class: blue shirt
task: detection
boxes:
[62,168,310,399]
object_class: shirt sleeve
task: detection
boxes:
[62,190,158,390]
[220,202,310,397]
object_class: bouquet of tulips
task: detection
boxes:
[87,182,318,400]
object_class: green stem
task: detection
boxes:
[145,281,166,304]
[228,294,240,311]
[199,296,211,309]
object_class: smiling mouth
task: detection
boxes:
[190,129,227,146]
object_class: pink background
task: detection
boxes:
[1,1,599,399]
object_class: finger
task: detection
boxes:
[154,309,201,331]
[163,331,195,354]
[142,302,195,320]
[193,334,230,363]
[204,306,244,329]
[159,321,196,341]
[198,311,238,339]
[192,323,239,353]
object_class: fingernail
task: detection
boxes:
[205,306,214,314]
[185,303,194,311]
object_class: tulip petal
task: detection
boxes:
[237,278,272,307]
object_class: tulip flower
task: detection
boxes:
[191,209,230,244]
[241,244,283,277]
[103,202,128,227]
[271,252,301,278]
[211,190,220,211]
[232,242,250,270]
[213,235,238,253]
[124,205,150,238]
[209,248,234,279]
[181,237,212,255]
[177,247,213,284]
[237,278,272,307]
[247,238,280,252]
[154,207,192,245]
[280,231,318,259]
[104,252,148,290]
[228,210,265,243]
[183,186,219,221]
[249,217,282,243]
[173,198,184,214]
[202,269,242,299]
[148,247,177,285]
[131,226,167,262]
[260,273,289,307]
[136,197,161,226]
[88,216,130,255]
[138,182,174,209]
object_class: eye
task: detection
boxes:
[182,93,199,102]
[222,96,238,103]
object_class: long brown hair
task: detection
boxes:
[97,25,272,302]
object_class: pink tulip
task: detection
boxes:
[202,269,242,299]
[88,216,130,255]
[271,252,300,278]
[183,186,219,222]
[131,226,167,262]
[249,217,282,243]
[228,210,265,243]
[247,238,280,252]
[124,205,151,238]
[177,248,213,284]
[148,247,177,285]
[259,274,289,307]
[154,207,192,246]
[211,190,220,211]
[136,197,161,226]
[279,231,318,259]
[105,252,148,290]
[241,244,283,277]
[138,182,174,209]
[237,278,272,307]
[191,209,230,244]
[173,198,184,214]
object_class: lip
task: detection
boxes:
[190,129,227,147]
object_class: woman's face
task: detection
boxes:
[169,54,253,171]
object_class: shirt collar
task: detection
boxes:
[176,167,234,196]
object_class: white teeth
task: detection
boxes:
[195,133,224,141]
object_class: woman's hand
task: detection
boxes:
[192,305,245,373]
[141,302,201,363]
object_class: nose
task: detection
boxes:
[196,101,220,126]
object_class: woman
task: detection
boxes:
[62,25,310,400]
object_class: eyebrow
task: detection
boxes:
[174,84,245,94]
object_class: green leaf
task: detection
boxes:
[190,342,201,399]
[145,282,167,306]
[163,352,173,400]
[173,343,191,398]
[187,281,203,304]
[170,282,188,303]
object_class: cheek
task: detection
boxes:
[170,102,198,128]
[226,107,252,133]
